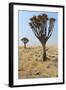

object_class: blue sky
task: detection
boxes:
[18,10,58,46]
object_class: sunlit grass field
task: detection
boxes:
[18,45,58,79]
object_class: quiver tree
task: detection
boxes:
[21,37,29,48]
[29,14,55,61]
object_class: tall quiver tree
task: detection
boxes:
[29,14,55,61]
[21,37,29,48]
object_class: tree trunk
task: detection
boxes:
[24,43,26,48]
[43,44,47,61]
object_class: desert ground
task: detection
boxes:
[18,45,58,79]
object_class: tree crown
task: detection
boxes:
[29,13,56,44]
[21,37,29,44]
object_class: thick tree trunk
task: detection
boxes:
[24,43,26,48]
[43,44,47,61]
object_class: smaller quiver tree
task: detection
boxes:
[21,37,29,48]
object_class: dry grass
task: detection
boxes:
[18,45,58,79]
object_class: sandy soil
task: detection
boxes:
[18,45,58,79]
